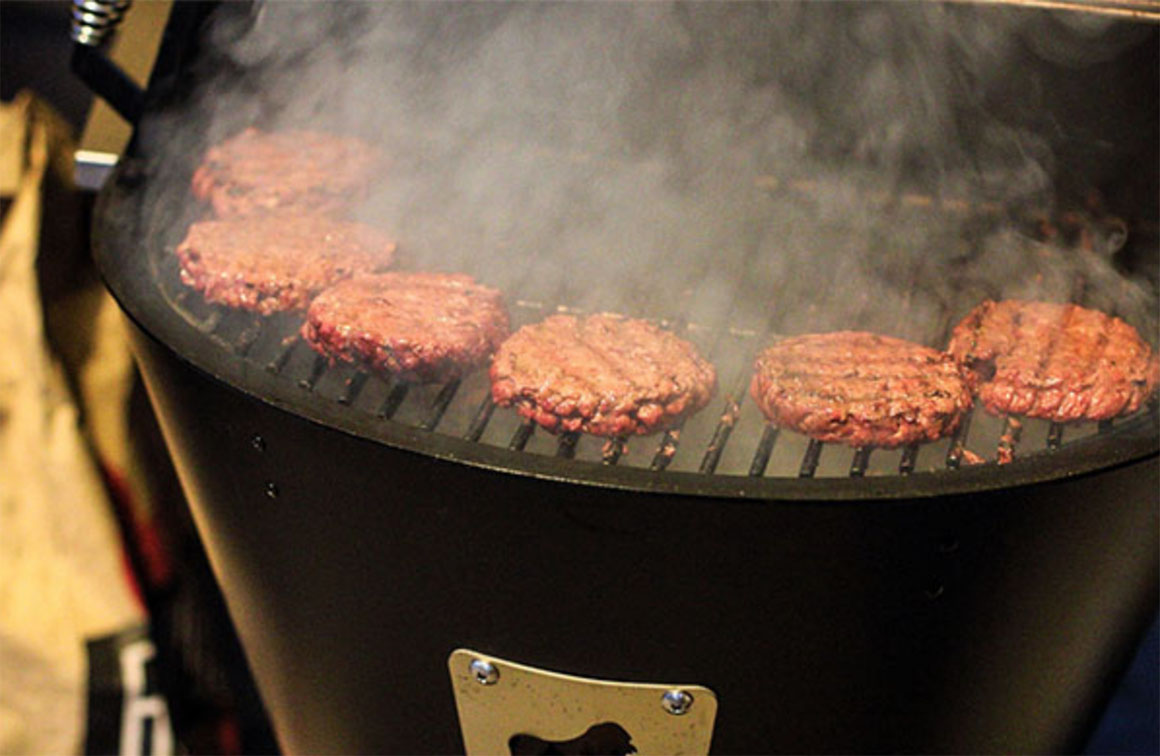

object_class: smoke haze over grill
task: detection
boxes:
[139,1,1158,350]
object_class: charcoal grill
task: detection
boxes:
[81,1,1158,753]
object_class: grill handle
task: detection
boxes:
[70,0,145,124]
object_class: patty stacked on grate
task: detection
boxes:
[303,272,510,383]
[191,128,381,218]
[490,313,717,437]
[750,331,972,448]
[948,299,1159,421]
[176,215,395,315]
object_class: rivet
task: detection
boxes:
[265,482,279,499]
[251,434,266,452]
[469,659,498,685]
[661,689,693,716]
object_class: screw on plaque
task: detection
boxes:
[251,434,266,452]
[470,659,499,685]
[661,689,693,715]
[265,482,279,499]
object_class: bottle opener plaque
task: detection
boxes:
[448,648,717,755]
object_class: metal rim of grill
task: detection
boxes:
[93,158,1159,502]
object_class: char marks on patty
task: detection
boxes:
[175,214,395,314]
[750,331,972,448]
[302,272,510,383]
[490,313,717,437]
[947,299,1159,422]
[191,128,382,218]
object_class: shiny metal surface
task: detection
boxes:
[449,649,718,755]
[469,659,499,686]
[70,0,131,47]
[962,0,1160,22]
[661,689,695,716]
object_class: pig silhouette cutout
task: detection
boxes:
[508,722,637,755]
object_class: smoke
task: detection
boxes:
[139,1,1158,349]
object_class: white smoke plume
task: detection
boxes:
[138,1,1158,349]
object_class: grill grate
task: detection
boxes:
[166,286,1153,478]
[151,189,1156,480]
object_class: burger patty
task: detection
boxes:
[191,128,381,218]
[947,299,1160,422]
[750,331,972,448]
[490,314,717,437]
[176,215,395,314]
[302,272,510,383]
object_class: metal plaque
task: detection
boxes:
[448,649,717,755]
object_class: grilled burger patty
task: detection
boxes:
[302,272,510,383]
[750,331,972,448]
[948,299,1160,421]
[176,215,395,314]
[490,314,717,437]
[191,128,381,218]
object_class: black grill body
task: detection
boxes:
[126,315,1157,754]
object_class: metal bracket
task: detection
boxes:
[448,649,718,756]
[72,0,174,189]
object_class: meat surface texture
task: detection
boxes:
[176,215,395,314]
[302,272,510,383]
[947,299,1160,421]
[191,128,382,218]
[750,331,972,448]
[490,313,717,437]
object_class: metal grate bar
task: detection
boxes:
[420,380,461,431]
[602,437,627,466]
[1046,422,1065,450]
[697,337,755,476]
[849,447,872,477]
[197,309,223,334]
[649,428,682,471]
[699,399,741,474]
[946,408,974,468]
[799,439,824,478]
[899,444,919,475]
[464,396,496,443]
[266,335,300,374]
[748,425,779,477]
[509,421,535,451]
[997,415,1023,464]
[299,354,328,390]
[556,432,580,459]
[645,319,693,471]
[377,381,410,419]
[337,372,369,406]
[230,315,263,356]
